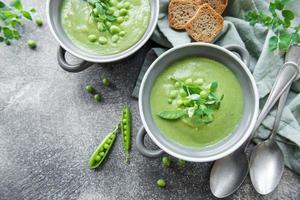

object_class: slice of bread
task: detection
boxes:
[185,3,224,43]
[196,0,228,14]
[168,0,202,30]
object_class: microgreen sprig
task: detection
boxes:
[0,0,35,45]
[158,77,224,127]
[246,0,300,52]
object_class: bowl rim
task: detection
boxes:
[46,0,159,63]
[139,42,259,162]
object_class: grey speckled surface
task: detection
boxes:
[0,1,299,200]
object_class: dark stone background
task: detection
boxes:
[0,1,299,199]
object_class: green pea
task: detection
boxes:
[85,85,95,94]
[95,155,101,161]
[116,16,124,23]
[27,40,37,49]
[116,3,123,9]
[156,179,166,187]
[194,78,204,85]
[124,16,129,21]
[169,90,177,99]
[88,34,97,43]
[105,21,112,27]
[168,99,173,104]
[176,99,183,107]
[122,119,126,123]
[102,78,110,86]
[123,2,130,9]
[97,22,105,32]
[107,7,115,15]
[103,143,109,149]
[162,156,171,167]
[119,8,128,16]
[124,125,127,129]
[175,81,181,88]
[124,136,128,141]
[200,90,208,99]
[98,36,108,45]
[110,0,117,6]
[111,35,119,43]
[179,88,187,97]
[35,18,43,26]
[110,25,120,34]
[89,125,119,169]
[178,159,186,166]
[106,139,112,144]
[94,94,102,102]
[185,78,193,84]
[119,31,126,37]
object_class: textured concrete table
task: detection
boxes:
[0,1,299,200]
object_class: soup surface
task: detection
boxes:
[61,0,150,55]
[150,57,244,148]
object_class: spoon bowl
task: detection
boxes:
[249,140,284,194]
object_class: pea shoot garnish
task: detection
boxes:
[158,76,224,127]
[246,0,300,53]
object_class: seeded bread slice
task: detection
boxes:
[168,0,202,30]
[197,0,228,14]
[185,3,224,43]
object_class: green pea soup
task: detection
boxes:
[60,0,150,55]
[150,57,244,148]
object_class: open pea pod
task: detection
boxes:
[121,106,131,162]
[89,124,119,169]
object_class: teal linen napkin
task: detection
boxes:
[133,0,300,173]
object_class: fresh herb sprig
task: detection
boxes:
[246,0,300,52]
[158,77,224,127]
[0,0,35,45]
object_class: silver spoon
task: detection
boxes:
[249,85,289,195]
[210,44,300,198]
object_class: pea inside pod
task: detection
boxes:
[89,124,119,169]
[121,106,131,162]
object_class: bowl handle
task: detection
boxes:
[136,126,164,158]
[57,46,94,72]
[223,45,250,67]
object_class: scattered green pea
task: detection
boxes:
[110,25,120,34]
[162,156,171,167]
[35,18,43,26]
[200,90,208,99]
[111,35,119,43]
[156,179,166,188]
[85,85,95,94]
[89,125,119,169]
[116,16,124,23]
[119,8,128,16]
[185,78,193,84]
[178,159,186,166]
[119,31,126,37]
[27,40,37,49]
[169,90,178,99]
[121,106,131,162]
[29,7,36,13]
[98,36,108,45]
[94,94,102,102]
[102,78,110,86]
[88,34,97,43]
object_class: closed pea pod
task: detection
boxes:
[121,106,131,162]
[89,125,119,169]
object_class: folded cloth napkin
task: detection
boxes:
[132,0,300,174]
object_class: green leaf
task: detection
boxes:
[0,36,4,42]
[282,10,294,20]
[210,81,218,92]
[10,0,22,10]
[269,36,278,51]
[3,27,13,39]
[0,1,5,8]
[278,32,292,50]
[106,15,116,21]
[95,3,105,15]
[158,110,186,120]
[21,10,32,20]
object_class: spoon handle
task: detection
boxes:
[269,85,290,139]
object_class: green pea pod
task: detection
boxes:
[89,124,119,169]
[121,106,131,162]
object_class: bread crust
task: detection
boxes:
[196,0,228,14]
[185,3,224,43]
